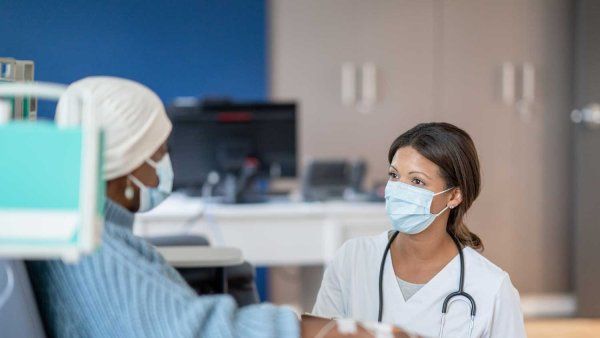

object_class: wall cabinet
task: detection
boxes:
[270,0,572,294]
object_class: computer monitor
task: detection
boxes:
[167,101,297,192]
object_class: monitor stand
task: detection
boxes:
[222,172,268,204]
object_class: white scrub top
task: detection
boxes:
[313,232,526,337]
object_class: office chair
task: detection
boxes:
[146,235,259,307]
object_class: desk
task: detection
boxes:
[135,193,389,311]
[135,193,389,266]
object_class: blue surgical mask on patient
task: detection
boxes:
[385,180,453,234]
[129,153,174,212]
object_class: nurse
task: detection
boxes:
[313,122,526,337]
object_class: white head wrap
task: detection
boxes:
[56,76,172,180]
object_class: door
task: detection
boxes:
[573,0,600,317]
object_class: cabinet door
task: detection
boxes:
[270,0,435,185]
[349,1,437,184]
[440,0,571,293]
[438,0,525,288]
[512,0,572,293]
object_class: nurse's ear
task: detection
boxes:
[447,188,463,209]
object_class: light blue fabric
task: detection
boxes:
[26,200,299,338]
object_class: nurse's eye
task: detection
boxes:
[388,172,398,180]
[411,178,425,186]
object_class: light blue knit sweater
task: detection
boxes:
[26,200,300,338]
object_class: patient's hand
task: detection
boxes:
[301,315,415,338]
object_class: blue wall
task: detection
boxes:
[0,0,267,117]
[0,0,270,301]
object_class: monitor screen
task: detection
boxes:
[168,102,297,190]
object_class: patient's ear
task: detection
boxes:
[106,175,140,212]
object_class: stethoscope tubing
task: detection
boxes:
[377,231,477,329]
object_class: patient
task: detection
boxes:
[26,77,405,338]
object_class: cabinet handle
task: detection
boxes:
[341,62,357,106]
[501,62,515,105]
[522,62,535,103]
[357,62,377,114]
[515,63,535,121]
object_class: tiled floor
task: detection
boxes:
[526,319,600,338]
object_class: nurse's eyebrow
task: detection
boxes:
[409,171,431,179]
[389,165,398,171]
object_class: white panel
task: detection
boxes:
[0,210,78,240]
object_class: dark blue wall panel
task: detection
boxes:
[0,0,270,302]
[0,0,267,118]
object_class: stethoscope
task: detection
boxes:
[378,231,477,337]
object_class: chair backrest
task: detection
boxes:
[0,259,46,338]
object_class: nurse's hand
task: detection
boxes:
[301,316,415,338]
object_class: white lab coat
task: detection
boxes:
[313,232,526,337]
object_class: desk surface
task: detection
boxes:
[136,193,389,266]
[137,193,386,220]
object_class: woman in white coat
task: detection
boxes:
[313,123,526,337]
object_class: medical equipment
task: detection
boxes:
[0,58,36,120]
[378,231,476,337]
[0,82,104,262]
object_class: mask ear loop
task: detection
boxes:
[127,170,149,196]
[146,158,158,168]
[0,263,14,312]
[128,174,146,191]
[143,157,163,190]
[433,187,456,216]
[433,186,455,196]
[433,205,450,217]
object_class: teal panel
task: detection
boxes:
[0,121,81,210]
